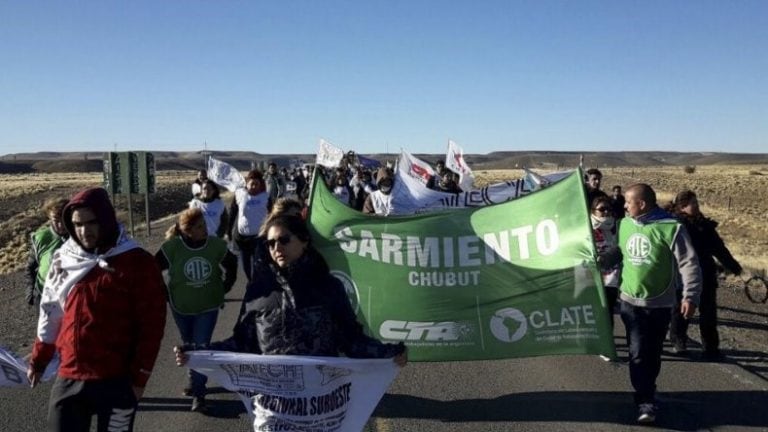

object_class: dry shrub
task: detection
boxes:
[749,170,763,176]
[683,165,696,174]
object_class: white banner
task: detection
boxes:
[389,150,570,214]
[208,157,246,192]
[445,140,475,191]
[316,139,345,169]
[187,351,399,432]
[0,347,58,387]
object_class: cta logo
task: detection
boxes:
[490,308,528,342]
[330,270,360,314]
[379,320,471,341]
[184,257,212,281]
[626,233,651,260]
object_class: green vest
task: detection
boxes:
[618,217,680,300]
[161,236,229,314]
[31,227,65,291]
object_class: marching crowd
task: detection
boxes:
[21,159,743,430]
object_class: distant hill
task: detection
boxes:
[1,150,767,174]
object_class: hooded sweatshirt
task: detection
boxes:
[30,188,167,388]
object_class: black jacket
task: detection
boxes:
[213,248,404,358]
[678,214,742,287]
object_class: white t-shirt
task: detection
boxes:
[235,188,269,237]
[189,199,226,236]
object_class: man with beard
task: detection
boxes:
[27,188,167,432]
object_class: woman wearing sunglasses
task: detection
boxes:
[175,214,407,374]
[591,196,621,360]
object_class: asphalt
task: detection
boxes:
[1,227,767,431]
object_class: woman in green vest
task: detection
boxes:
[155,208,238,413]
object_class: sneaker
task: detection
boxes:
[191,396,207,413]
[599,355,612,362]
[637,403,657,424]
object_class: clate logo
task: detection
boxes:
[330,270,360,314]
[490,308,528,343]
[184,257,212,281]
[626,233,651,262]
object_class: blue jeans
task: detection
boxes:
[171,309,219,397]
[620,301,671,405]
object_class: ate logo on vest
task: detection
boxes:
[626,233,652,265]
[184,257,213,282]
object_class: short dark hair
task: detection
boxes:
[586,168,603,178]
[674,190,697,210]
[246,169,264,182]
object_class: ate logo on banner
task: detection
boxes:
[626,233,652,265]
[185,257,213,282]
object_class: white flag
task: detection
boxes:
[316,139,345,169]
[208,157,246,192]
[445,140,475,191]
[389,151,570,214]
[399,149,435,186]
[0,347,58,387]
[187,351,399,432]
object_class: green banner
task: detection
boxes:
[308,170,615,361]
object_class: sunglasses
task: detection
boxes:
[267,234,293,249]
[594,207,611,213]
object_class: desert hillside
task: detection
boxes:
[2,150,768,174]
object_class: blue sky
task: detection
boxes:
[1,1,766,156]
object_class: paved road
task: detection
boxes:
[2,261,767,431]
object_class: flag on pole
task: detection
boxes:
[399,149,435,186]
[207,157,246,192]
[445,140,475,191]
[316,139,345,169]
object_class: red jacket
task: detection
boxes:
[31,187,166,388]
[31,248,167,387]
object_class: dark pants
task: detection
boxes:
[236,236,259,282]
[171,309,219,397]
[48,377,137,432]
[605,286,619,330]
[620,302,671,405]
[670,284,719,352]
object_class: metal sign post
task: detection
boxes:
[103,151,155,238]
